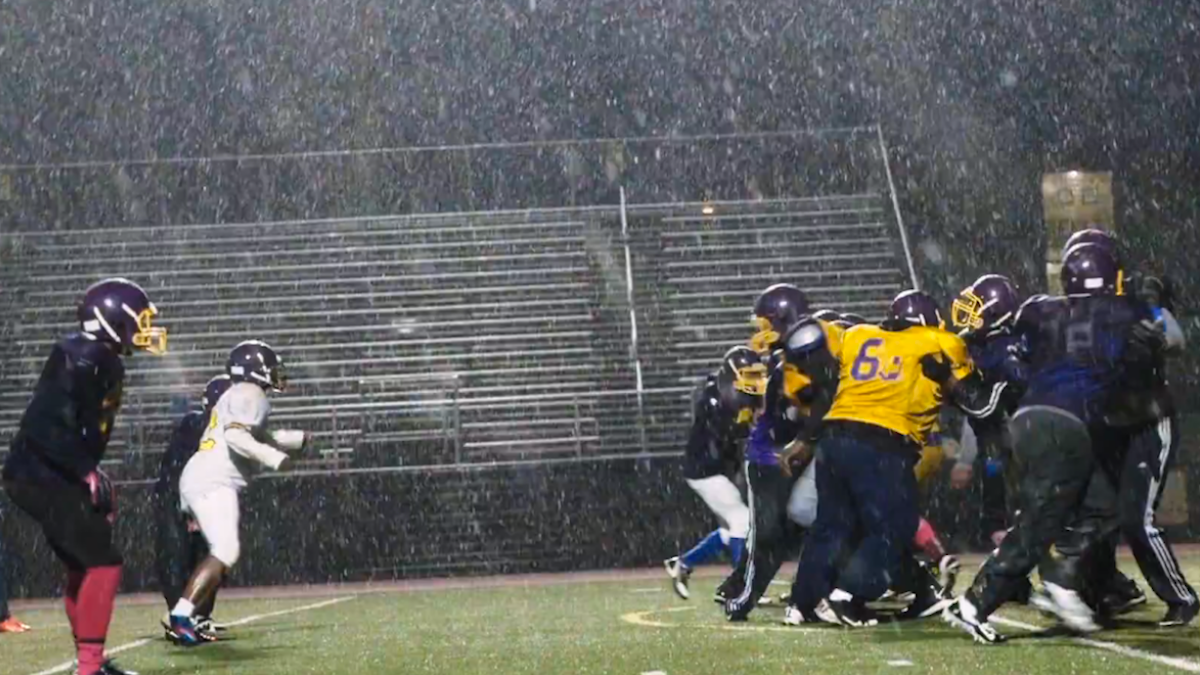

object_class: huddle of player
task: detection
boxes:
[1,278,308,675]
[666,228,1195,642]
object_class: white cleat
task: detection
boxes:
[1042,582,1101,634]
[663,557,691,600]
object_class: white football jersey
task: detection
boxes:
[180,382,274,493]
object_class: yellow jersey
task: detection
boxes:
[825,324,973,446]
[778,320,846,407]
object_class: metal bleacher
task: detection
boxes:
[0,193,912,480]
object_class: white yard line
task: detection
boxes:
[991,615,1200,674]
[27,596,354,675]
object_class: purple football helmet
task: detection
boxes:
[889,290,944,329]
[750,283,810,353]
[839,312,868,326]
[228,340,288,392]
[202,374,233,412]
[1062,228,1118,260]
[1062,243,1120,296]
[951,274,1020,336]
[78,277,167,355]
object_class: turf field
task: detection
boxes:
[7,553,1200,675]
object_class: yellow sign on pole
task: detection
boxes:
[1041,171,1115,294]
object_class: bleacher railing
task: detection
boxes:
[0,128,915,480]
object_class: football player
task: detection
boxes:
[1063,230,1197,625]
[664,346,764,600]
[943,244,1168,643]
[948,275,1025,542]
[168,341,308,646]
[2,278,166,675]
[724,284,843,621]
[782,290,1003,626]
[156,375,233,641]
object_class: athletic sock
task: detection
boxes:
[74,565,122,675]
[171,598,196,619]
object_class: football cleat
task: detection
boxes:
[1041,582,1101,633]
[1100,586,1147,616]
[782,605,815,626]
[96,661,140,675]
[195,616,228,633]
[168,615,209,647]
[943,597,1006,644]
[900,593,955,621]
[825,591,878,628]
[937,555,961,598]
[663,557,691,600]
[0,616,30,633]
[1159,602,1199,628]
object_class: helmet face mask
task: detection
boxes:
[717,346,766,422]
[129,304,168,355]
[749,315,780,355]
[951,274,1018,337]
[950,290,987,333]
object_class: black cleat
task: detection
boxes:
[97,660,140,675]
[900,591,954,621]
[825,594,878,628]
[1159,602,1199,628]
[943,597,1006,645]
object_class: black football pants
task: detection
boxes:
[724,461,797,618]
[967,407,1103,618]
[1113,415,1197,607]
[3,480,122,570]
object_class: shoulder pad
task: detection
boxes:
[782,319,827,356]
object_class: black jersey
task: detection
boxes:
[683,376,747,480]
[3,333,125,484]
[1012,294,1158,425]
[965,330,1025,447]
[154,411,206,499]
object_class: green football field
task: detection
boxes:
[7,553,1200,675]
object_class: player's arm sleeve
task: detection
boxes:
[226,427,290,470]
[270,429,307,451]
[223,388,288,469]
[944,369,1008,420]
[1159,307,1186,353]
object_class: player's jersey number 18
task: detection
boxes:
[850,338,903,382]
